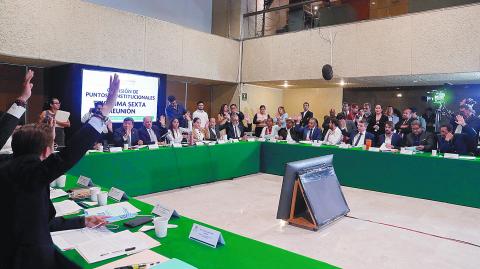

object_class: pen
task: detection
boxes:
[100,247,136,257]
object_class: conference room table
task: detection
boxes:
[57,176,337,269]
[69,141,480,209]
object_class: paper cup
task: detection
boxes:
[432,149,437,156]
[98,145,104,152]
[55,175,67,188]
[153,216,169,238]
[123,144,129,150]
[97,191,108,206]
[89,187,101,202]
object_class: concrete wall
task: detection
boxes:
[241,4,480,82]
[0,0,239,82]
[86,0,213,33]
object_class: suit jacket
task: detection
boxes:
[405,131,436,152]
[347,131,375,146]
[138,126,167,144]
[206,126,221,141]
[395,118,414,138]
[278,127,301,141]
[218,122,252,139]
[300,111,314,127]
[0,121,100,269]
[437,126,476,155]
[113,127,140,147]
[377,133,402,148]
[0,104,24,150]
[295,125,322,140]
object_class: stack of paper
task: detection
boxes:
[76,230,160,263]
[95,250,168,269]
[50,188,68,200]
[53,200,83,217]
[51,227,113,251]
[151,259,197,269]
[84,202,140,222]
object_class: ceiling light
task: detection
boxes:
[413,80,418,83]
[314,5,319,10]
[282,81,289,88]
[339,80,346,86]
[396,93,403,98]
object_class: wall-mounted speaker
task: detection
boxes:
[322,64,333,81]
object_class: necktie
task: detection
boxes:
[309,129,313,139]
[354,133,363,146]
[127,133,131,147]
[211,128,216,139]
[234,125,238,138]
[148,129,157,143]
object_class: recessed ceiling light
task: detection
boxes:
[413,80,418,83]
[339,80,346,86]
[396,93,403,98]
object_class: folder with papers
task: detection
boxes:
[53,200,83,217]
[51,227,113,251]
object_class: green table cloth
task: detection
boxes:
[57,176,337,269]
[261,142,480,208]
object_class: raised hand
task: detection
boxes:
[18,69,34,102]
[245,115,251,124]
[445,132,454,141]
[101,74,120,116]
[455,115,466,126]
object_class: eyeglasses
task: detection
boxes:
[52,102,61,105]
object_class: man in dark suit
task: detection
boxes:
[138,116,167,144]
[377,121,402,149]
[278,118,301,141]
[230,104,245,124]
[206,117,221,141]
[219,114,252,139]
[405,120,435,152]
[0,74,120,269]
[395,108,414,140]
[451,105,480,153]
[113,117,141,147]
[0,70,34,151]
[342,119,374,146]
[300,102,314,127]
[438,123,476,155]
[295,117,322,141]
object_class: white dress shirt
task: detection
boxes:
[192,110,209,127]
[167,121,192,143]
[260,126,279,139]
[146,128,158,143]
[352,131,367,146]
[323,127,342,144]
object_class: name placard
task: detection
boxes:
[368,147,380,152]
[109,147,123,153]
[247,138,256,142]
[108,187,128,201]
[231,139,239,143]
[77,175,93,187]
[173,143,182,148]
[152,203,180,220]
[148,144,159,150]
[195,142,204,146]
[444,153,459,159]
[257,138,266,142]
[217,140,226,144]
[189,223,225,248]
[400,149,414,155]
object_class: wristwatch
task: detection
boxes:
[14,99,27,108]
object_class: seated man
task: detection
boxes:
[344,120,374,147]
[113,117,141,147]
[405,120,435,152]
[377,121,402,149]
[437,123,476,155]
[0,73,119,268]
[295,117,322,141]
[206,117,221,141]
[278,118,301,141]
[337,114,357,144]
[138,116,167,145]
[323,118,342,145]
[218,114,252,139]
[260,118,279,139]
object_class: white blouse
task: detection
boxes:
[167,121,192,144]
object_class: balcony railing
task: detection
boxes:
[242,0,480,39]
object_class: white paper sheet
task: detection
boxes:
[94,249,168,269]
[51,227,113,251]
[53,200,83,217]
[50,188,68,200]
[84,202,140,222]
[76,230,160,264]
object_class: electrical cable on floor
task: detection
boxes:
[345,215,480,248]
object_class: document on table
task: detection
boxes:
[50,188,68,200]
[53,200,83,217]
[95,250,168,269]
[76,230,160,264]
[51,227,113,251]
[84,202,140,222]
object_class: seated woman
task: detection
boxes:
[192,117,209,142]
[260,118,279,140]
[167,114,192,144]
